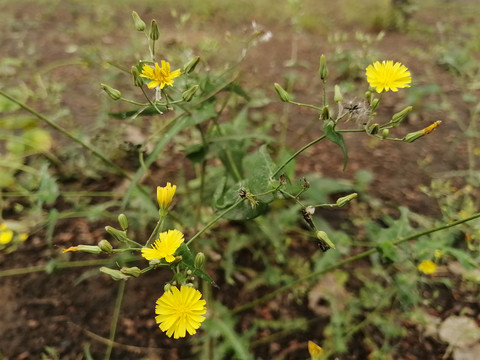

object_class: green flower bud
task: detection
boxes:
[194,252,206,270]
[334,85,343,103]
[316,230,336,251]
[100,84,121,100]
[182,56,200,74]
[321,105,330,120]
[336,193,357,207]
[365,91,372,102]
[131,11,146,31]
[100,266,129,281]
[182,85,199,102]
[120,266,142,277]
[164,283,172,292]
[75,245,102,254]
[391,106,413,127]
[370,98,380,112]
[381,129,390,139]
[367,123,379,135]
[105,226,128,243]
[404,130,424,143]
[274,83,290,102]
[131,66,144,87]
[149,19,159,40]
[98,239,113,253]
[118,214,128,230]
[319,55,328,80]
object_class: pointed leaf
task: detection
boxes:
[323,120,348,170]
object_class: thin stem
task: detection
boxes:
[104,280,126,360]
[231,212,480,314]
[145,216,165,247]
[186,198,245,246]
[286,100,323,112]
[272,135,326,178]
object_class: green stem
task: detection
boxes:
[186,199,245,246]
[231,212,480,314]
[104,280,126,360]
[272,135,326,178]
[145,216,165,247]
[286,100,323,112]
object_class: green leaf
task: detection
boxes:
[176,243,215,285]
[323,120,348,170]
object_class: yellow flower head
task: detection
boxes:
[155,286,207,339]
[366,60,411,93]
[141,229,184,263]
[140,60,181,89]
[157,182,176,212]
[308,341,324,359]
[418,260,436,275]
[0,224,13,245]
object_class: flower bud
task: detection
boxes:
[391,106,412,127]
[100,266,129,281]
[316,230,336,251]
[149,19,159,40]
[98,239,113,253]
[131,11,146,31]
[367,123,379,135]
[157,182,176,214]
[334,85,343,103]
[365,91,372,102]
[404,121,441,143]
[63,245,102,254]
[370,98,380,112]
[105,226,128,243]
[164,283,172,292]
[100,84,121,100]
[319,55,328,80]
[182,56,200,74]
[182,85,199,102]
[120,266,142,277]
[336,193,357,207]
[194,252,206,270]
[118,214,128,230]
[131,66,144,87]
[274,83,290,102]
[381,129,390,139]
[320,105,330,120]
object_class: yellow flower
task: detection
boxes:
[0,224,13,245]
[155,286,207,339]
[365,60,411,93]
[141,229,184,263]
[418,260,436,275]
[157,182,176,212]
[140,60,181,89]
[308,340,324,359]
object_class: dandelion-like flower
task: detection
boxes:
[141,229,184,263]
[140,60,181,89]
[365,60,411,93]
[157,182,176,212]
[155,286,207,339]
[308,340,324,359]
[418,260,436,275]
[0,224,13,245]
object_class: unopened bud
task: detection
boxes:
[131,66,144,87]
[319,55,328,80]
[370,98,380,112]
[274,83,290,102]
[98,239,113,253]
[367,123,379,135]
[381,129,390,139]
[77,245,102,254]
[101,84,121,100]
[100,267,129,281]
[182,56,200,74]
[118,214,128,230]
[391,106,412,127]
[316,230,336,251]
[365,91,372,102]
[404,121,441,143]
[321,105,330,120]
[334,85,343,103]
[164,283,172,292]
[336,193,357,207]
[194,252,206,270]
[182,85,199,102]
[120,266,142,277]
[105,226,128,243]
[149,19,159,40]
[131,11,146,31]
